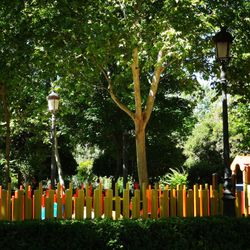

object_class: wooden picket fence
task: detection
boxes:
[0,182,248,221]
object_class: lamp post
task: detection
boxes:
[47,91,60,189]
[213,27,235,216]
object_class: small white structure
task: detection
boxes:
[230,155,250,216]
[231,155,250,184]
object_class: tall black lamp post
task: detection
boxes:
[48,91,60,189]
[213,27,235,216]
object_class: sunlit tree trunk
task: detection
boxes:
[102,48,164,187]
[55,131,64,187]
[135,119,148,186]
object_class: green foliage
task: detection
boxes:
[72,159,97,187]
[146,90,197,178]
[184,87,250,185]
[19,0,210,183]
[159,167,188,189]
[0,217,250,250]
[72,146,101,183]
[183,87,224,184]
[79,160,94,172]
[184,117,222,168]
[0,0,250,184]
[229,98,250,154]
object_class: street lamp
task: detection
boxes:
[213,27,235,216]
[47,90,60,189]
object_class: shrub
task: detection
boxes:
[0,217,249,250]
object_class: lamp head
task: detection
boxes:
[213,27,233,61]
[47,91,60,112]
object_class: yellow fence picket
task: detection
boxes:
[85,185,93,219]
[19,190,24,221]
[151,189,158,219]
[142,183,148,220]
[182,186,187,217]
[131,197,135,218]
[12,195,16,221]
[235,190,242,217]
[186,189,194,217]
[170,189,177,217]
[177,186,183,217]
[211,188,219,216]
[12,190,23,221]
[104,189,112,219]
[45,190,54,219]
[65,188,72,220]
[104,197,111,219]
[115,196,121,220]
[7,183,11,221]
[75,189,84,220]
[160,188,169,218]
[202,188,209,217]
[115,183,118,197]
[33,190,41,220]
[86,196,93,219]
[132,190,140,219]
[25,185,32,220]
[99,183,103,217]
[56,183,63,219]
[147,185,152,217]
[0,190,8,220]
[122,188,129,219]
[193,184,199,217]
[94,189,101,218]
[210,185,215,216]
[199,185,203,217]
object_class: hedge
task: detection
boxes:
[0,217,249,250]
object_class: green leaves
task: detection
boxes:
[159,167,188,188]
[0,0,249,184]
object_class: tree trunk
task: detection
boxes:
[104,48,165,188]
[55,133,64,187]
[135,119,148,187]
[122,131,128,189]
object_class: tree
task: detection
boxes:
[77,1,207,186]
[0,0,35,185]
[24,0,227,185]
[2,0,248,187]
[0,0,79,186]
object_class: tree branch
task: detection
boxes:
[143,50,165,127]
[108,84,135,121]
[98,64,135,121]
